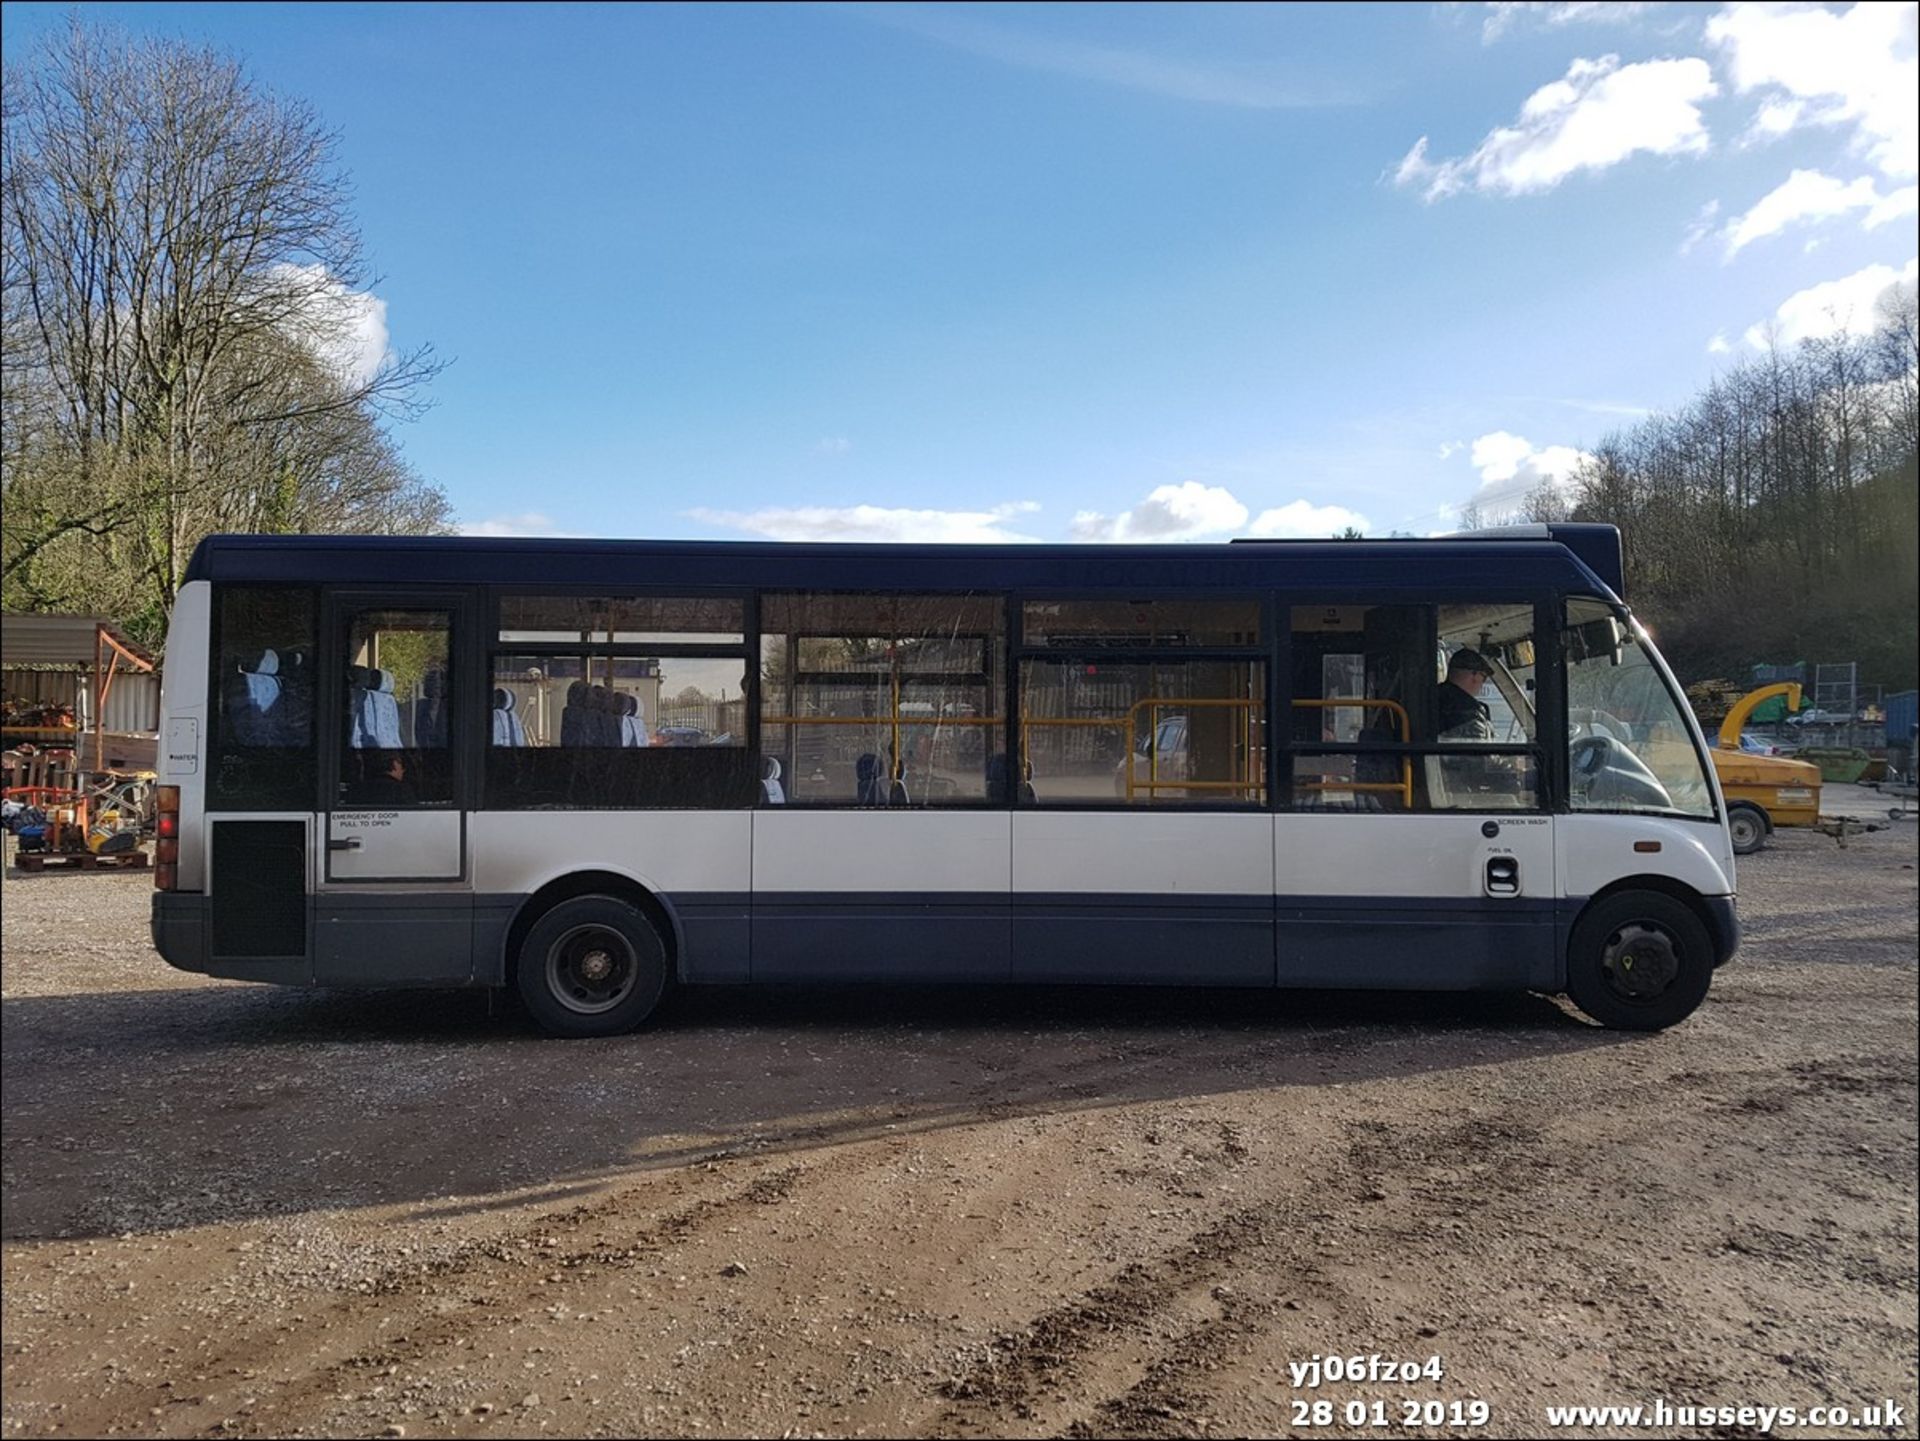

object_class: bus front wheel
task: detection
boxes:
[1727,803,1769,855]
[516,895,670,1038]
[1565,890,1713,1031]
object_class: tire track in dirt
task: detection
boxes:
[924,1200,1312,1437]
[79,1158,822,1439]
[1064,1311,1256,1439]
[921,1106,1551,1437]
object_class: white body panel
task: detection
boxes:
[470,810,753,897]
[1274,814,1555,900]
[158,581,213,890]
[325,810,465,883]
[1557,814,1735,899]
[1013,813,1271,896]
[753,811,1010,893]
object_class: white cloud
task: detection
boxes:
[1707,2,1918,180]
[1720,168,1919,255]
[814,437,853,456]
[1244,500,1373,537]
[1437,440,1466,460]
[1868,186,1920,228]
[1394,54,1717,200]
[265,262,391,388]
[1744,256,1920,348]
[459,512,568,538]
[687,501,1043,543]
[1480,3,1661,44]
[1707,331,1733,353]
[1463,430,1594,519]
[1394,138,1440,190]
[1069,481,1248,542]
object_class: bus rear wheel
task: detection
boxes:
[1566,890,1713,1031]
[516,895,669,1038]
[1727,803,1769,856]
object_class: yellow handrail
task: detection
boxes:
[1119,697,1265,802]
[768,693,1414,808]
[1293,696,1409,737]
[1010,701,1268,800]
[1289,698,1412,808]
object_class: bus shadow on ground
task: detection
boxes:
[0,981,1633,1240]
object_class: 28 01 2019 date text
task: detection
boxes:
[1291,1398,1492,1428]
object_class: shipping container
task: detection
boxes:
[1887,690,1918,747]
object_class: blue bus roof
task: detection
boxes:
[183,523,1625,600]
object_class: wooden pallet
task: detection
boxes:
[12,849,149,872]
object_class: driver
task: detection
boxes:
[1434,648,1523,799]
[1435,649,1495,742]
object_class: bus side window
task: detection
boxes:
[760,592,1006,807]
[1287,602,1540,813]
[339,609,453,807]
[210,587,318,810]
[485,594,755,808]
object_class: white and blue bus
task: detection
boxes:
[150,525,1739,1036]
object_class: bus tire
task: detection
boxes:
[1565,890,1714,1031]
[516,895,669,1038]
[1727,803,1769,855]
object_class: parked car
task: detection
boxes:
[1736,732,1780,756]
[1785,708,1851,727]
[652,725,709,747]
[1114,715,1188,796]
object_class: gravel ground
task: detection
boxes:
[2,812,1915,1440]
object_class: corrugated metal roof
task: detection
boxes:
[0,614,155,670]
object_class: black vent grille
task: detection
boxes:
[210,821,307,958]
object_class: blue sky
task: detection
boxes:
[4,1,1915,541]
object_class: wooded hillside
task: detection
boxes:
[1527,294,1918,691]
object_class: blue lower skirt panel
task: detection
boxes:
[156,890,1567,993]
[1013,893,1274,986]
[751,894,1010,983]
[314,894,475,986]
[1277,897,1560,991]
[738,892,1557,990]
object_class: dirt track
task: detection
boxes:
[3,819,1916,1440]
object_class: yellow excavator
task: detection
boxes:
[1710,683,1823,854]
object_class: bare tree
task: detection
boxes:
[2,18,447,640]
[1873,279,1918,456]
[1567,308,1918,690]
[1514,478,1572,524]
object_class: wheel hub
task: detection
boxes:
[1601,922,1680,1001]
[547,925,639,1015]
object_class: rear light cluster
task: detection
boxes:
[154,786,179,891]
